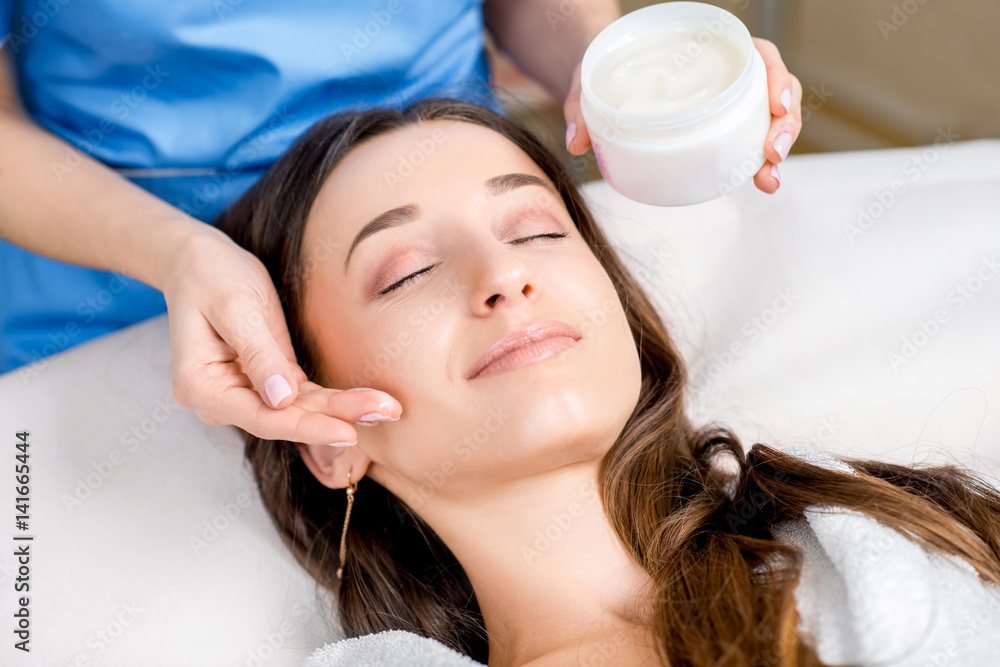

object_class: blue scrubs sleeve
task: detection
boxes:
[0,0,11,47]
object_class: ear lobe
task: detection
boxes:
[297,443,372,489]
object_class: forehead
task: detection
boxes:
[306,120,549,240]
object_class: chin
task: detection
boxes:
[497,372,637,461]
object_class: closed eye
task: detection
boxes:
[510,232,569,245]
[377,232,569,296]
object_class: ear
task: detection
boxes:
[297,442,372,489]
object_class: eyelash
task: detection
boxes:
[377,232,570,296]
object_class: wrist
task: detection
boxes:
[139,213,228,294]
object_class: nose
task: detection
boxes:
[464,240,537,316]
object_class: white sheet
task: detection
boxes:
[588,139,1000,477]
[1,138,998,666]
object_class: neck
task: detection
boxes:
[417,459,660,667]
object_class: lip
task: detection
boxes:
[467,320,582,380]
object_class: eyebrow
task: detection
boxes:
[342,172,558,273]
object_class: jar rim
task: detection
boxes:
[580,2,757,130]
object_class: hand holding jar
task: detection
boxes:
[563,2,803,206]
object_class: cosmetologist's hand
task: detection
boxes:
[161,227,402,446]
[563,36,803,195]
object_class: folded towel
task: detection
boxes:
[302,629,484,667]
[775,445,1000,666]
[303,446,1000,666]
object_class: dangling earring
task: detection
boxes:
[336,468,359,581]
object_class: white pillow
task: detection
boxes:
[1,139,998,666]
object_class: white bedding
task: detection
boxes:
[1,139,998,666]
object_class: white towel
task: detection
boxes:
[302,629,484,667]
[775,446,1000,666]
[303,446,1000,667]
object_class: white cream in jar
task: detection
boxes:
[591,28,745,115]
[580,2,771,207]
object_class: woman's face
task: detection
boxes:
[299,119,642,509]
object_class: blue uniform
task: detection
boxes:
[0,0,497,375]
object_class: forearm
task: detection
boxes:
[0,51,219,291]
[483,0,621,101]
[0,111,217,291]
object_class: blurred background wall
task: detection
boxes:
[488,0,1000,181]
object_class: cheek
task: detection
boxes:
[338,314,419,389]
[563,252,625,331]
[573,254,641,393]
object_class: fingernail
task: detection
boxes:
[370,392,397,412]
[565,122,576,150]
[264,374,292,408]
[773,132,793,161]
[353,387,376,391]
[770,163,780,186]
[356,412,392,425]
[781,88,791,114]
[326,442,355,449]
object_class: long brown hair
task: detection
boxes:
[215,98,1000,666]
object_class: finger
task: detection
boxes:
[753,160,781,194]
[563,64,592,156]
[294,385,402,425]
[169,306,243,411]
[212,296,298,409]
[763,74,803,167]
[753,37,794,118]
[192,410,228,427]
[211,385,364,446]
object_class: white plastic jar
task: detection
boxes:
[579,2,771,207]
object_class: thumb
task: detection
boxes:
[222,304,298,409]
[563,63,592,156]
